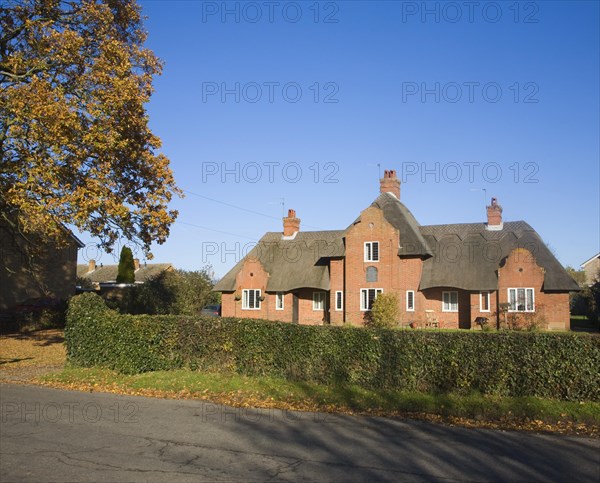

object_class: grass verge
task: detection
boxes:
[38,366,600,436]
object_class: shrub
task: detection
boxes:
[65,293,180,373]
[65,294,600,400]
[132,268,219,315]
[368,293,400,328]
[104,268,219,315]
[506,311,545,331]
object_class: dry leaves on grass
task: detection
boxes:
[0,330,66,382]
[36,376,599,438]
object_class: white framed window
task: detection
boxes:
[242,289,261,310]
[508,288,535,312]
[480,291,491,312]
[276,292,284,310]
[360,288,383,311]
[406,290,415,312]
[442,291,458,312]
[335,291,343,311]
[364,241,380,262]
[313,291,326,311]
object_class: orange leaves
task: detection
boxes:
[1,0,180,256]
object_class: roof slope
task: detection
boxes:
[77,263,173,284]
[214,230,345,292]
[581,252,600,268]
[368,193,432,257]
[419,221,580,291]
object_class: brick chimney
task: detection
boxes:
[134,258,140,271]
[380,169,400,199]
[283,209,300,237]
[486,197,503,229]
[88,259,96,273]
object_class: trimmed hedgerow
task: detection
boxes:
[65,293,600,400]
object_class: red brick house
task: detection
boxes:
[214,170,579,330]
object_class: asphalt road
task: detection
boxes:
[1,384,598,482]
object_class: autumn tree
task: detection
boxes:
[0,0,180,257]
[116,245,134,283]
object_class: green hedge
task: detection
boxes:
[65,293,600,401]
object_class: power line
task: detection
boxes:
[183,189,281,221]
[182,188,324,230]
[176,220,257,241]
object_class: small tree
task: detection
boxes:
[116,247,135,284]
[369,292,400,328]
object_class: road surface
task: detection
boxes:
[1,384,598,482]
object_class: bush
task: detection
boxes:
[65,294,600,400]
[506,311,545,331]
[132,268,219,315]
[103,268,219,315]
[368,293,399,328]
[65,293,180,373]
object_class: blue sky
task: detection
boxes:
[78,0,600,277]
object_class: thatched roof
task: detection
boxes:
[214,193,579,294]
[418,222,580,291]
[370,193,432,257]
[213,230,345,292]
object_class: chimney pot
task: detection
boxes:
[283,208,301,237]
[380,168,401,199]
[88,259,96,273]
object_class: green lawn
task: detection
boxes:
[40,366,600,435]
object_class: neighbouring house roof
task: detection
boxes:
[77,263,173,284]
[581,252,600,268]
[213,230,345,292]
[418,221,580,292]
[70,233,85,248]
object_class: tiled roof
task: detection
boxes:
[77,263,173,284]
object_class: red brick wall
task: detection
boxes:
[417,288,466,329]
[498,248,569,330]
[344,206,400,325]
[221,258,270,319]
[329,258,344,325]
[399,257,423,326]
[295,288,327,325]
[469,290,498,329]
[220,258,327,324]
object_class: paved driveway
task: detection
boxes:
[1,384,599,482]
